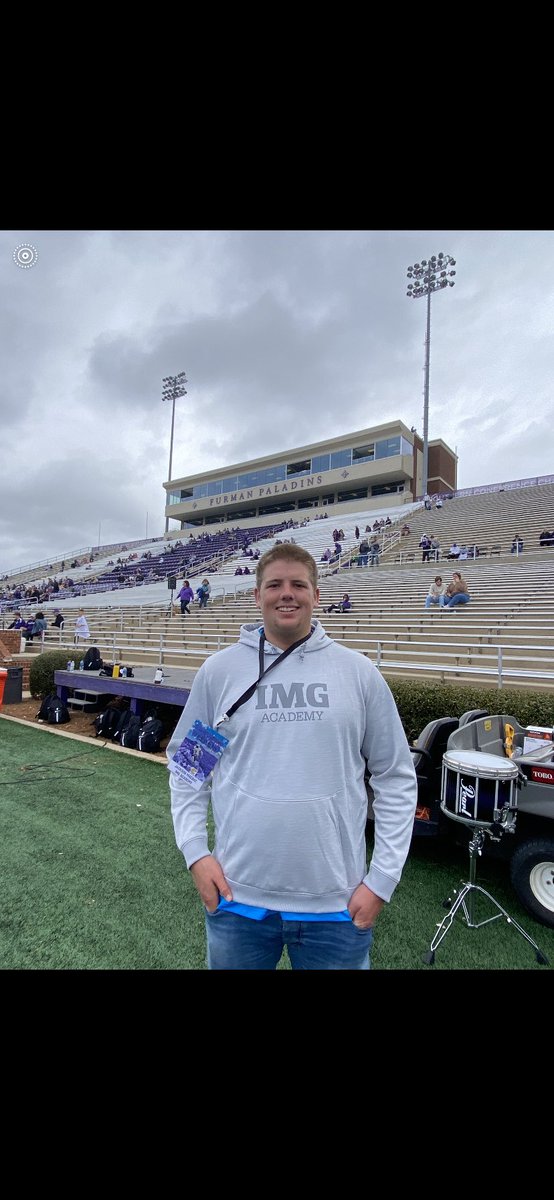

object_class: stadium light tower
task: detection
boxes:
[406,253,456,498]
[162,372,187,534]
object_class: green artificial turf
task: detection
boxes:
[1,722,552,970]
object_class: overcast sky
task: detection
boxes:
[2,228,553,573]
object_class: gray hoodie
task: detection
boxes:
[168,620,417,912]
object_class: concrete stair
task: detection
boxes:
[66,689,102,713]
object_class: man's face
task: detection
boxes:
[255,558,319,649]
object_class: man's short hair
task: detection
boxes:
[256,544,319,591]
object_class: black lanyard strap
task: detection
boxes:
[218,630,312,724]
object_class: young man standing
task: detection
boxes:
[168,545,417,970]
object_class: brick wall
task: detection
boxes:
[0,630,23,655]
[0,631,32,690]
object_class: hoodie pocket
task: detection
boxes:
[214,782,351,897]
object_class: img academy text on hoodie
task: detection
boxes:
[168,619,417,915]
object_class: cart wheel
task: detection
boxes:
[510,838,554,928]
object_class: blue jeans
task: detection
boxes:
[425,596,445,608]
[205,909,374,970]
[445,593,470,606]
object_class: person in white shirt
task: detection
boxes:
[74,609,90,642]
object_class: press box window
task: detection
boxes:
[287,459,312,478]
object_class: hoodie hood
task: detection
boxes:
[239,618,333,657]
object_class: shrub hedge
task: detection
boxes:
[29,650,75,699]
[388,679,554,744]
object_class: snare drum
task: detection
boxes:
[441,750,518,827]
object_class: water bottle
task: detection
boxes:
[154,667,163,684]
[120,667,127,679]
[79,659,84,671]
[66,660,72,671]
[70,660,75,671]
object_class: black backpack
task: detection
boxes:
[36,693,57,721]
[46,697,70,725]
[137,715,164,753]
[83,646,103,671]
[118,713,142,748]
[94,707,121,738]
[112,708,139,745]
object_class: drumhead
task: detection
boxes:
[442,750,518,780]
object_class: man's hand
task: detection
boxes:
[190,855,233,912]
[348,883,385,929]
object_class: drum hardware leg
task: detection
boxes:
[423,828,549,966]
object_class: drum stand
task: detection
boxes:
[423,827,549,966]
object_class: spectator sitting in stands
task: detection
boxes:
[243,566,251,574]
[324,593,352,614]
[23,611,47,641]
[458,545,469,560]
[511,536,523,554]
[424,576,446,609]
[401,523,410,536]
[8,611,26,629]
[234,566,243,575]
[444,572,470,608]
[447,542,461,559]
[539,530,553,548]
[51,609,65,629]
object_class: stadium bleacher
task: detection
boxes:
[3,483,554,690]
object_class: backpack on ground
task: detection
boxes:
[137,715,164,753]
[119,715,142,744]
[46,697,70,725]
[36,693,56,721]
[83,646,103,671]
[117,713,142,748]
[94,706,122,738]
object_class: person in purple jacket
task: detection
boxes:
[178,579,194,616]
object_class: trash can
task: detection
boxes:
[0,668,6,708]
[3,666,23,704]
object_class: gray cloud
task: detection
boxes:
[2,228,554,572]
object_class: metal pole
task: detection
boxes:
[422,285,431,498]
[165,395,176,535]
[407,255,456,500]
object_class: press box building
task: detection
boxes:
[164,419,457,538]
